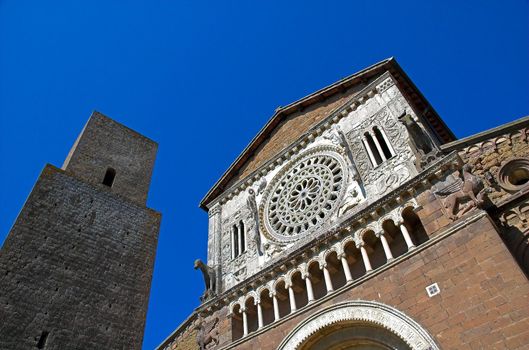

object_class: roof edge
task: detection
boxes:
[441,115,529,152]
[199,58,394,210]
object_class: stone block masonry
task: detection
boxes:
[0,112,161,350]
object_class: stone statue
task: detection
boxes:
[196,314,219,350]
[257,177,267,195]
[338,186,363,217]
[435,164,491,220]
[246,188,263,256]
[194,259,216,301]
[325,124,361,181]
[398,114,439,170]
[264,241,282,259]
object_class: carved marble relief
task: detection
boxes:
[434,164,491,220]
[246,188,263,256]
[346,107,415,198]
[196,313,219,350]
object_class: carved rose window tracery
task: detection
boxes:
[262,149,347,243]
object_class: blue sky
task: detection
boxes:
[0,1,528,349]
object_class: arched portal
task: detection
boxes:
[277,300,439,350]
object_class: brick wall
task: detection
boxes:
[224,214,529,349]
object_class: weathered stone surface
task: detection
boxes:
[0,113,161,350]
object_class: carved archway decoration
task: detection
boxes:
[277,300,440,350]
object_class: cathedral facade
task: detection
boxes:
[159,58,529,349]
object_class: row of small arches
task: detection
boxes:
[229,206,427,340]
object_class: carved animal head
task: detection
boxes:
[194,259,203,269]
[398,114,414,126]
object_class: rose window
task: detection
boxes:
[263,151,347,242]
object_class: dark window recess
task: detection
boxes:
[37,331,49,349]
[233,225,239,258]
[240,221,245,253]
[365,132,382,166]
[374,127,393,159]
[102,168,116,187]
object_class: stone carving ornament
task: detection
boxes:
[347,107,412,189]
[260,146,348,243]
[277,300,440,350]
[435,164,491,220]
[398,113,440,170]
[194,259,217,301]
[246,188,263,255]
[195,314,219,350]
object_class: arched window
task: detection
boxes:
[373,126,393,159]
[102,167,116,187]
[232,225,239,259]
[364,132,382,166]
[232,221,247,259]
[363,127,395,167]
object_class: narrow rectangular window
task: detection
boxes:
[102,167,116,187]
[37,331,49,349]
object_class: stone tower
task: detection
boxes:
[0,111,161,350]
[159,58,529,349]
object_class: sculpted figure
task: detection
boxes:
[435,164,491,220]
[264,241,282,259]
[196,314,219,350]
[338,186,363,217]
[398,114,439,170]
[246,188,263,256]
[257,177,267,195]
[194,259,216,301]
[325,124,361,181]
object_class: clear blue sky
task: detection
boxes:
[1,1,528,349]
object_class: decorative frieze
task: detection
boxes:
[277,301,440,350]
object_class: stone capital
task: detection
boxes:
[375,231,385,238]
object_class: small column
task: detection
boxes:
[339,253,353,283]
[304,274,315,302]
[256,301,263,329]
[322,264,334,293]
[241,307,248,337]
[378,232,394,261]
[399,221,416,250]
[379,128,395,156]
[238,221,245,253]
[362,136,378,166]
[230,230,236,259]
[370,130,387,161]
[287,284,297,312]
[271,292,280,321]
[237,226,243,256]
[358,242,373,272]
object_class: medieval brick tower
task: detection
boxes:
[0,111,161,349]
[159,58,529,350]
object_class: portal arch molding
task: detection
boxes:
[277,300,440,350]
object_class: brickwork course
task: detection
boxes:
[0,112,161,350]
[161,59,529,350]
